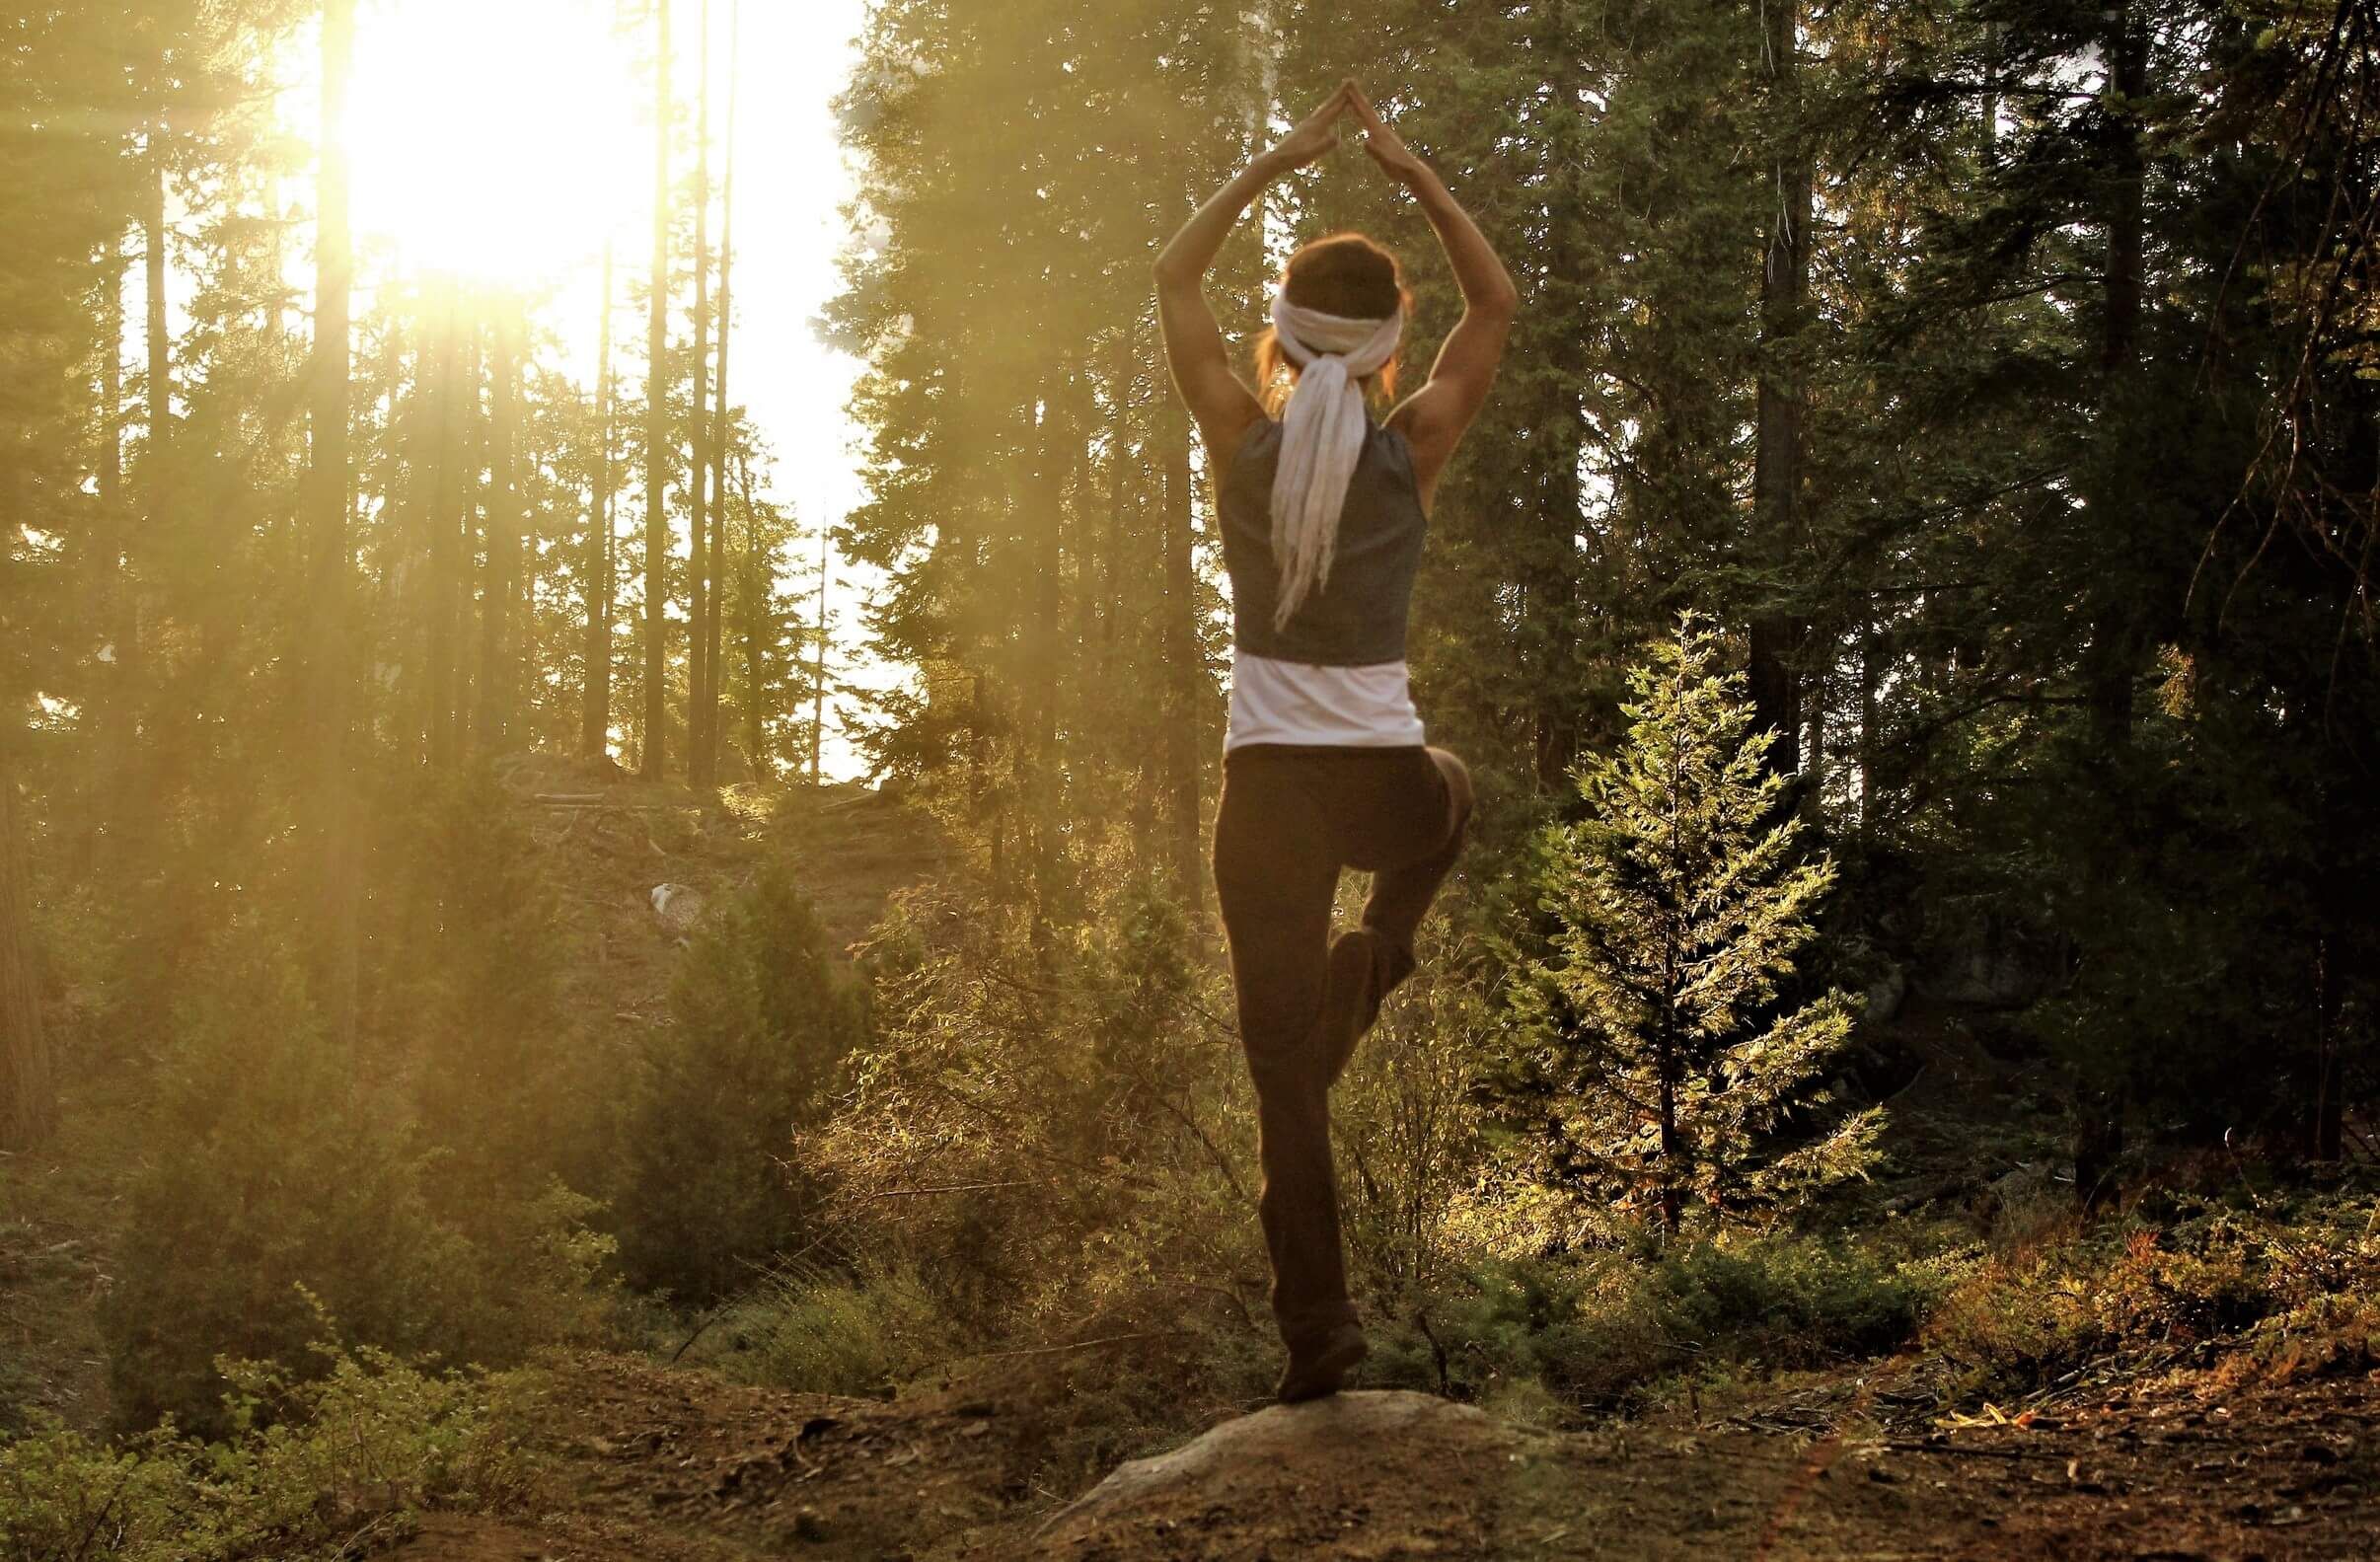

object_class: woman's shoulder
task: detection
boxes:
[1220,412,1284,479]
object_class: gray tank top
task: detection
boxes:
[1217,415,1428,666]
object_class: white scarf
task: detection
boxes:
[1267,294,1404,632]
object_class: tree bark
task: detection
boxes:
[1156,389,1202,917]
[1749,0,1812,778]
[302,0,359,1045]
[1030,380,1069,944]
[1528,18,1590,791]
[478,296,520,751]
[426,283,463,768]
[88,241,128,875]
[144,150,169,461]
[642,0,673,781]
[705,0,739,782]
[810,528,829,786]
[583,243,616,759]
[688,0,715,786]
[2075,2,2148,1213]
[460,327,486,745]
[1656,1054,1683,1235]
[748,474,767,777]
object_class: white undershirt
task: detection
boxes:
[1224,648,1427,751]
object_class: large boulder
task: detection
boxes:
[1031,1390,1558,1559]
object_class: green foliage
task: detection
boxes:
[806,871,1252,1343]
[0,1335,532,1562]
[730,1257,963,1396]
[1335,942,1494,1301]
[614,855,867,1301]
[99,923,613,1438]
[1371,1235,1936,1414]
[1510,616,1879,1232]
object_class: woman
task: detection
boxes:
[1154,80,1516,1402]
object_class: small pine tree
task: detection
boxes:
[1515,614,1879,1233]
[616,857,866,1301]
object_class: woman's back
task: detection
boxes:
[1218,414,1428,668]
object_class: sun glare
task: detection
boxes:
[341,0,645,284]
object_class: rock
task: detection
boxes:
[649,882,706,933]
[1913,923,2063,1009]
[1862,961,1907,1024]
[1036,1390,1543,1554]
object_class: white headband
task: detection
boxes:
[1267,294,1405,632]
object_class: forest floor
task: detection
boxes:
[377,1337,2380,1560]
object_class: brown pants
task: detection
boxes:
[1211,742,1474,1348]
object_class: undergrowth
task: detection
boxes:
[0,1327,537,1562]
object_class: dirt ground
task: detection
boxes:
[378,1347,2380,1561]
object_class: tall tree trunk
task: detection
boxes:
[705,0,739,782]
[478,296,520,751]
[688,0,714,786]
[1527,19,1590,791]
[810,529,829,786]
[1098,327,1132,703]
[1858,605,1880,838]
[124,145,168,831]
[1749,0,1812,778]
[88,241,128,874]
[1030,380,1068,943]
[740,458,767,776]
[460,327,486,747]
[642,0,673,781]
[1156,390,1202,916]
[2075,0,2149,1215]
[0,757,53,1153]
[583,243,616,758]
[1656,1049,1683,1235]
[302,0,359,1044]
[426,283,463,768]
[144,150,169,462]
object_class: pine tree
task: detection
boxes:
[1517,614,1877,1232]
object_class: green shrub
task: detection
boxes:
[1380,1235,1936,1413]
[378,766,586,1192]
[0,1335,532,1562]
[734,1258,962,1395]
[805,872,1252,1345]
[100,924,614,1437]
[614,855,866,1301]
[1336,943,1493,1302]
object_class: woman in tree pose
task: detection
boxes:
[1154,80,1516,1401]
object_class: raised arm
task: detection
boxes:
[1155,82,1355,470]
[1355,86,1519,508]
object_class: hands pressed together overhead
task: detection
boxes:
[1156,68,1514,493]
[1266,78,1429,190]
